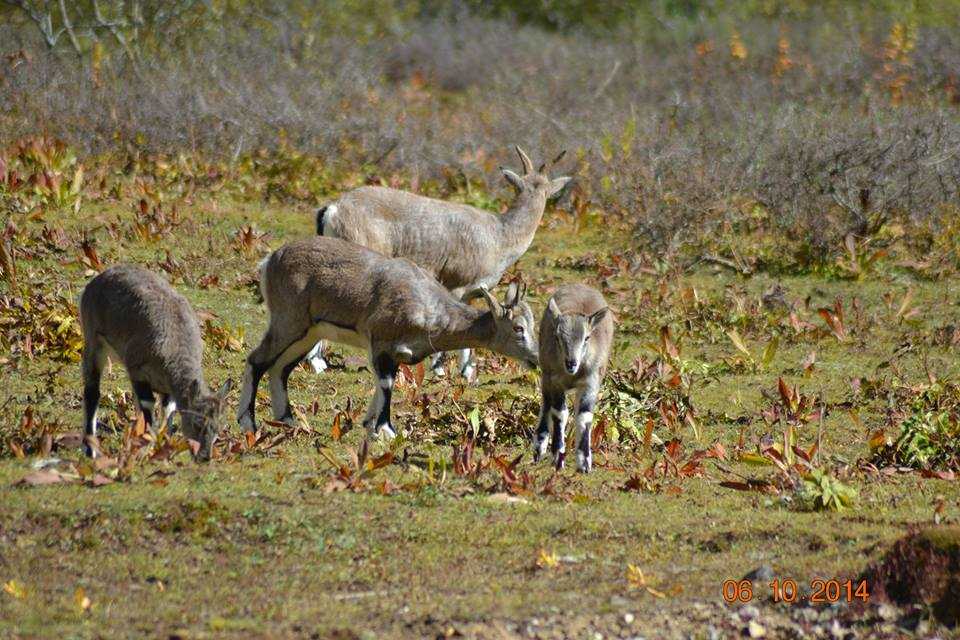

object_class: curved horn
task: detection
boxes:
[539,150,567,173]
[515,146,534,175]
[466,286,504,317]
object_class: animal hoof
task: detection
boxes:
[554,451,565,470]
[378,423,397,440]
[308,354,328,374]
[237,413,255,432]
[576,452,592,473]
[533,439,549,463]
[460,364,476,383]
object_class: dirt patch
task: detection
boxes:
[862,526,960,626]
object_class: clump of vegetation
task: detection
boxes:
[871,381,960,473]
[795,468,858,512]
[0,136,83,215]
[604,326,701,443]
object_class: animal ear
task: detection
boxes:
[501,167,524,192]
[468,286,505,318]
[588,307,609,329]
[217,378,234,401]
[505,282,518,307]
[547,176,572,198]
[515,146,534,175]
[189,379,201,399]
[548,297,562,317]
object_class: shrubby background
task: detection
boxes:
[2,0,960,262]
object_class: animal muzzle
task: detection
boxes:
[564,359,579,374]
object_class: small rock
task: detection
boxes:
[829,619,845,639]
[609,595,630,608]
[623,613,635,625]
[743,565,775,582]
[739,605,761,621]
[877,603,898,621]
[794,607,819,624]
[747,620,766,638]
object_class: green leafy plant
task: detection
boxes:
[726,328,778,373]
[796,469,857,512]
[873,410,960,471]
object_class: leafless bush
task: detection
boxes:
[2,6,959,253]
[754,109,960,243]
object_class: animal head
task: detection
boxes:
[549,297,608,375]
[182,378,233,461]
[500,146,572,199]
[470,282,538,369]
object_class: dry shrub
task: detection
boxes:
[2,5,960,257]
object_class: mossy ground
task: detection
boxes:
[1,190,959,639]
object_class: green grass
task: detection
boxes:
[2,190,960,638]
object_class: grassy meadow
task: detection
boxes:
[1,164,959,638]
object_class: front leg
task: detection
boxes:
[548,390,569,470]
[363,352,398,439]
[533,387,551,463]
[159,394,177,430]
[131,380,157,434]
[574,376,600,473]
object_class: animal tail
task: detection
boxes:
[257,255,271,308]
[315,203,338,236]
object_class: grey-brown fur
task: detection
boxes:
[238,236,538,438]
[312,146,569,379]
[535,283,614,472]
[79,264,232,461]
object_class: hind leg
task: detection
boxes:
[458,349,477,383]
[81,340,108,458]
[268,339,313,425]
[429,351,447,377]
[305,340,327,373]
[238,327,293,433]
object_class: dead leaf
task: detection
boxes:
[487,492,528,505]
[3,580,26,599]
[15,468,76,487]
[920,469,956,481]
